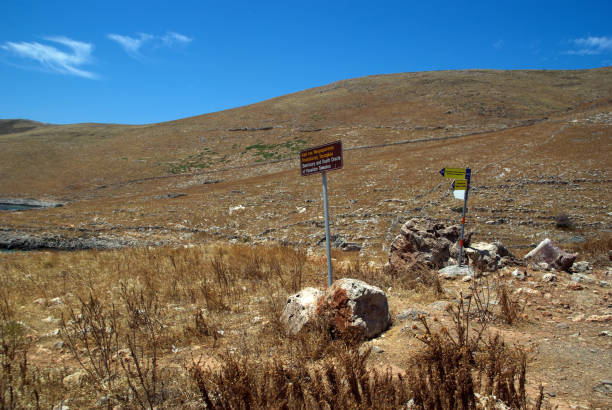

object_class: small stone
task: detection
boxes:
[599,281,610,288]
[514,287,541,296]
[45,328,60,337]
[571,273,595,284]
[599,330,612,337]
[571,261,591,273]
[462,275,472,282]
[42,315,59,324]
[542,273,558,282]
[49,297,63,305]
[63,370,87,389]
[567,282,583,291]
[594,380,612,394]
[371,345,385,354]
[571,314,585,322]
[438,265,474,280]
[555,323,569,329]
[512,269,526,280]
[428,300,452,311]
[54,341,65,349]
[396,309,428,321]
[547,392,556,397]
[586,314,612,322]
[96,395,111,407]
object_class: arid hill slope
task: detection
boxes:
[1,67,611,197]
[0,67,611,253]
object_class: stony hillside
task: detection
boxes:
[1,67,611,255]
[0,67,611,408]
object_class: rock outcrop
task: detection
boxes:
[0,231,143,251]
[464,241,522,272]
[389,218,522,273]
[279,287,323,334]
[280,279,391,339]
[388,218,471,271]
[315,278,390,339]
[524,238,577,271]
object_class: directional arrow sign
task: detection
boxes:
[440,167,466,179]
[452,179,468,190]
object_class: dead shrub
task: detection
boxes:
[60,294,121,396]
[567,233,612,265]
[189,346,411,409]
[409,292,540,410]
[119,284,167,409]
[554,213,573,229]
[183,309,220,348]
[497,281,524,325]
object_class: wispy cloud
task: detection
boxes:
[566,36,612,55]
[162,31,192,46]
[107,33,153,58]
[493,39,504,50]
[1,36,97,79]
[108,31,192,58]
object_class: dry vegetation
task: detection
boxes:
[1,68,611,408]
[0,244,555,408]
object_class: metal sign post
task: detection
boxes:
[300,141,343,287]
[441,167,471,267]
[458,186,469,266]
[321,171,333,286]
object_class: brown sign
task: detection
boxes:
[300,141,343,176]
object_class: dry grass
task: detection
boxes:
[0,243,547,408]
[567,233,612,266]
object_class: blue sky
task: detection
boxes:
[1,0,611,124]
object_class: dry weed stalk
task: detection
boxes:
[119,284,167,409]
[1,290,35,409]
[190,344,411,409]
[411,288,540,410]
[497,281,524,325]
[60,294,120,396]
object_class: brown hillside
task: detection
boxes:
[1,68,611,409]
[0,67,610,253]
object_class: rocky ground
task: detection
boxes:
[1,68,611,407]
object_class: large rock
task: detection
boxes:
[280,287,323,334]
[524,238,577,271]
[464,241,522,272]
[388,218,471,271]
[315,278,390,339]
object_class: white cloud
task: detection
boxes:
[567,36,612,55]
[108,31,192,58]
[1,36,97,79]
[493,39,504,50]
[107,33,154,58]
[162,31,192,46]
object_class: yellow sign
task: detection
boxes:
[453,179,468,190]
[442,167,466,178]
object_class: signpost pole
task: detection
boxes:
[300,141,342,287]
[458,188,469,266]
[322,171,333,286]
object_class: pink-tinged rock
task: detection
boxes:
[280,287,324,334]
[524,238,577,272]
[316,278,390,339]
